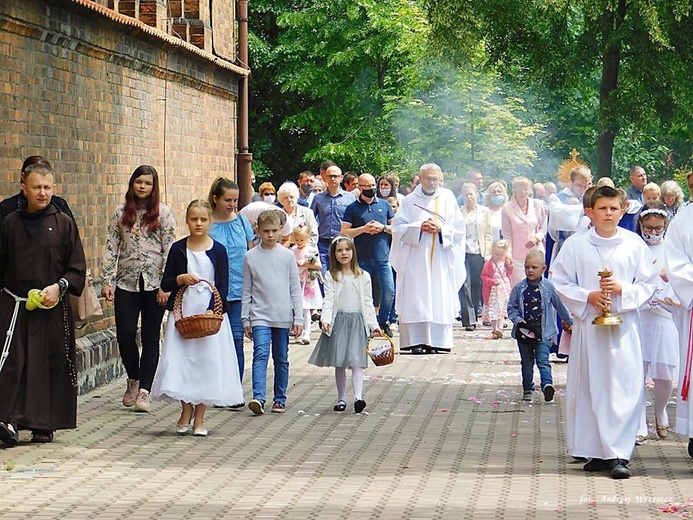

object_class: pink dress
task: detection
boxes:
[292,245,323,310]
[481,259,513,321]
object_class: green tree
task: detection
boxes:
[274,0,428,174]
[425,0,693,178]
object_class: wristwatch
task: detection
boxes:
[57,278,69,296]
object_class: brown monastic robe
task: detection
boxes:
[0,205,86,431]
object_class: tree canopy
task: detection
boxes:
[248,1,693,187]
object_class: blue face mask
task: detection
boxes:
[491,195,504,206]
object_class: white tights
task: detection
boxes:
[335,367,364,402]
[302,308,312,340]
[652,378,674,426]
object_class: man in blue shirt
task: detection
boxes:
[311,165,356,272]
[341,173,395,337]
[625,165,647,204]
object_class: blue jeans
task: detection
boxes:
[251,326,290,405]
[358,258,394,327]
[388,269,397,323]
[227,300,245,384]
[518,340,552,392]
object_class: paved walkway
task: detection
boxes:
[1,325,691,519]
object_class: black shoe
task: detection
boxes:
[411,346,425,355]
[354,400,367,414]
[381,323,393,338]
[572,456,588,462]
[583,458,607,472]
[542,384,555,402]
[333,400,347,412]
[229,402,245,410]
[688,439,693,459]
[608,459,631,479]
[0,421,19,446]
[482,321,492,327]
[464,325,476,332]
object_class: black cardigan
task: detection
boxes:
[161,238,229,312]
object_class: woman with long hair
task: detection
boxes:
[102,165,177,413]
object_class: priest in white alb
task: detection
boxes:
[390,163,466,354]
[665,203,693,459]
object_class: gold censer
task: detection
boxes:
[592,269,623,326]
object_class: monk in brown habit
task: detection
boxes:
[0,162,86,445]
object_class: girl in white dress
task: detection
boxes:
[291,225,322,345]
[153,200,244,437]
[637,202,680,439]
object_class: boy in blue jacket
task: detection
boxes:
[508,249,572,402]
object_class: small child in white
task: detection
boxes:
[308,236,381,413]
[291,225,322,345]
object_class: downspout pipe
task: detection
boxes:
[237,0,252,207]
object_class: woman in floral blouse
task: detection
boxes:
[101,165,177,413]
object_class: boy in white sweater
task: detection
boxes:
[242,211,303,415]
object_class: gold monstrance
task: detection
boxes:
[592,269,623,326]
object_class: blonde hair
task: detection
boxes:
[596,177,615,188]
[512,176,532,190]
[484,181,508,207]
[491,238,510,257]
[186,199,213,219]
[257,209,284,228]
[570,165,592,183]
[291,224,310,239]
[660,180,684,206]
[642,182,661,197]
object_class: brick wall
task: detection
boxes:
[0,0,241,334]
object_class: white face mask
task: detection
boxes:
[263,194,276,204]
[380,188,391,197]
[642,232,663,246]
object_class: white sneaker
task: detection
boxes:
[134,390,151,413]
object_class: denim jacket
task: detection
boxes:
[507,278,572,342]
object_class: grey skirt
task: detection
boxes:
[308,311,368,368]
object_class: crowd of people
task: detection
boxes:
[1,155,693,484]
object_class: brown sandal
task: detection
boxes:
[491,330,504,339]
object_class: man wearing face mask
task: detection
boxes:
[297,171,315,208]
[390,164,467,354]
[341,174,396,337]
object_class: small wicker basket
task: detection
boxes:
[367,333,396,366]
[173,280,224,339]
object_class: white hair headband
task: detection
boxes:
[331,235,353,245]
[639,208,668,219]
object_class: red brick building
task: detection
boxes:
[0,0,249,391]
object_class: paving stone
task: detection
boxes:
[0,325,690,518]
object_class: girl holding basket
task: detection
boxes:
[152,200,243,436]
[308,236,381,414]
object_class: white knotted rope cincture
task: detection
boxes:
[0,288,27,375]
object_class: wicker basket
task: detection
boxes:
[367,333,396,366]
[173,280,224,339]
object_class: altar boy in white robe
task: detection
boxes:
[665,203,693,459]
[390,164,466,354]
[551,186,658,479]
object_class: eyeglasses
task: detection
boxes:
[642,225,665,233]
[326,175,342,179]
